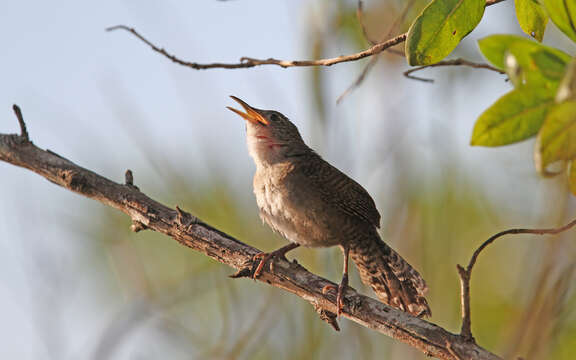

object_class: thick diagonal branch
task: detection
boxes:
[0,107,501,360]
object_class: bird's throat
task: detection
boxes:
[247,134,290,166]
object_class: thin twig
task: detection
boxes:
[106,0,505,72]
[12,104,29,141]
[337,0,415,103]
[458,218,576,342]
[339,0,505,100]
[336,55,379,104]
[107,25,407,69]
[404,58,506,83]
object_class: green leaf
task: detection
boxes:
[531,49,570,80]
[541,0,576,43]
[516,0,549,41]
[471,86,555,146]
[406,0,485,65]
[479,35,534,69]
[478,35,571,70]
[535,101,576,172]
[508,42,565,87]
[478,35,571,88]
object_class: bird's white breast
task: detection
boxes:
[253,164,338,247]
[253,165,307,245]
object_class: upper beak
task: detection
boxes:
[227,96,269,125]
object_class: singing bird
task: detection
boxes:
[227,96,430,317]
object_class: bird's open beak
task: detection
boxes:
[227,96,269,126]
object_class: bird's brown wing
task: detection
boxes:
[297,153,381,228]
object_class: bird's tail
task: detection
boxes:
[349,233,431,317]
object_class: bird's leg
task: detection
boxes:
[252,243,300,279]
[335,246,350,316]
[322,245,350,316]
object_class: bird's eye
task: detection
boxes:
[270,113,279,122]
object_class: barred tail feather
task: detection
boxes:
[349,235,431,317]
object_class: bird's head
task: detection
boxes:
[227,96,308,165]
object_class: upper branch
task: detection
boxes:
[106,25,406,69]
[0,107,501,360]
[106,0,506,71]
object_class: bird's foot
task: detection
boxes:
[251,243,300,279]
[322,278,348,317]
[251,252,279,279]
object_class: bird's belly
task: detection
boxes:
[255,180,341,247]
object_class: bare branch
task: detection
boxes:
[107,24,406,69]
[457,218,576,342]
[404,59,506,83]
[0,106,502,360]
[106,0,505,72]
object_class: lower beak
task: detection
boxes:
[227,96,269,125]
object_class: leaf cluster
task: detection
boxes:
[405,0,576,194]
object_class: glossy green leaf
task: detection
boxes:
[531,49,569,80]
[471,87,555,146]
[541,0,576,43]
[516,0,549,41]
[478,35,571,88]
[406,0,485,65]
[478,35,571,70]
[479,35,534,69]
[535,101,576,172]
[508,42,565,87]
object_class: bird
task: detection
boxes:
[227,96,431,318]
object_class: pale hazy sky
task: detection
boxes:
[1,1,573,358]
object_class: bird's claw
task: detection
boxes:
[322,284,346,316]
[251,252,279,279]
[251,253,267,279]
[251,244,300,279]
[321,284,337,294]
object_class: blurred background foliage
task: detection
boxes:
[1,0,575,359]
